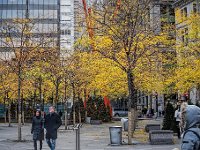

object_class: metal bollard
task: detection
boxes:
[73,124,82,150]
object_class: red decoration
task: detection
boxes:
[104,96,112,117]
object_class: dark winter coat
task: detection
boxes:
[31,116,44,141]
[44,112,62,139]
[180,104,200,150]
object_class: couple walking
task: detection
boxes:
[31,106,62,150]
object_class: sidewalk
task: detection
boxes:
[0,120,180,150]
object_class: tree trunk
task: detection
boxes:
[33,87,36,115]
[7,92,11,126]
[39,76,42,105]
[78,94,81,123]
[65,108,68,130]
[4,94,6,123]
[18,63,22,141]
[8,102,11,127]
[4,110,7,123]
[22,111,25,125]
[78,100,81,123]
[72,83,76,125]
[127,69,137,145]
[55,78,60,107]
[196,84,200,104]
[64,78,68,130]
[79,110,81,123]
[15,109,18,121]
[84,89,87,122]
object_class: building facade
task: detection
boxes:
[137,0,176,113]
[60,0,75,58]
[173,0,200,104]
[0,0,60,59]
[0,0,83,60]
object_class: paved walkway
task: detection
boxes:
[0,120,180,150]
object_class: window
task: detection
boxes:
[181,28,188,46]
[181,7,187,21]
[12,10,18,18]
[193,3,197,13]
[67,30,71,35]
[184,28,188,46]
[2,10,7,18]
[38,10,44,19]
[30,0,39,4]
[61,29,71,35]
[138,99,141,104]
[183,7,187,18]
[61,12,72,16]
[44,0,57,5]
[38,0,43,4]
[8,0,18,4]
[17,10,25,18]
[43,10,57,19]
[30,10,38,19]
[2,0,8,4]
[18,0,25,4]
[7,10,12,18]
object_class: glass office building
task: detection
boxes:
[0,0,60,54]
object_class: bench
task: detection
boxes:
[149,130,174,145]
[145,124,161,132]
[90,120,102,125]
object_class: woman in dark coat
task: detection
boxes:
[31,110,44,150]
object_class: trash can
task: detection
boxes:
[121,118,128,131]
[124,120,128,131]
[109,126,122,146]
[86,117,91,124]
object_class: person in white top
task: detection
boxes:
[174,105,181,139]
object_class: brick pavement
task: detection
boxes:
[0,120,180,150]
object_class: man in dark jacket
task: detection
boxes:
[44,106,62,150]
[180,103,200,150]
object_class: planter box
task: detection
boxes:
[149,130,174,145]
[145,124,161,132]
[90,120,102,125]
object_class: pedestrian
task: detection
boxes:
[31,110,44,150]
[59,110,63,118]
[180,102,200,150]
[44,106,62,150]
[174,105,181,139]
[158,105,162,117]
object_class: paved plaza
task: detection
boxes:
[0,120,180,150]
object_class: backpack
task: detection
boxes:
[182,129,200,150]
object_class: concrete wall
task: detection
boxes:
[60,0,75,58]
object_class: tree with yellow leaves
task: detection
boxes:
[77,0,173,144]
[0,18,56,141]
[166,12,200,102]
[0,61,18,126]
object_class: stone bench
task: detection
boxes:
[90,120,102,125]
[149,130,174,145]
[145,124,161,132]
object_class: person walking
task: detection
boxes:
[174,105,181,139]
[44,106,62,150]
[180,102,200,150]
[31,110,44,150]
[59,110,63,118]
